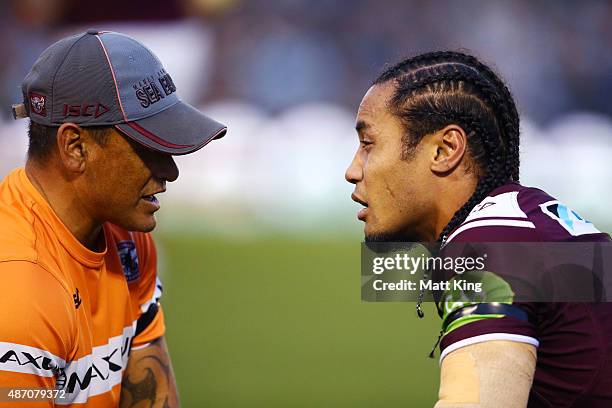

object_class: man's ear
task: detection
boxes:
[430,124,468,174]
[56,123,87,173]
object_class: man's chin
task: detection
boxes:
[364,231,412,242]
[115,216,157,233]
[364,230,419,254]
[137,222,156,233]
[136,217,157,232]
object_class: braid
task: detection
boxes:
[374,51,521,242]
[446,53,521,181]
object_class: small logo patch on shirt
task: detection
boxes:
[73,288,82,309]
[539,200,601,236]
[117,240,140,282]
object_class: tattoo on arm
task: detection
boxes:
[120,337,179,408]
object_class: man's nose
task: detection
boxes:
[345,153,363,185]
[152,154,179,183]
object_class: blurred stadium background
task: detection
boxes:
[1,0,611,406]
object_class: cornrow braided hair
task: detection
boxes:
[374,51,520,243]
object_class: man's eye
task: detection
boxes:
[360,140,372,148]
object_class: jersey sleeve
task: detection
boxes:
[0,261,77,407]
[437,242,542,362]
[438,301,539,362]
[436,189,543,362]
[131,233,165,347]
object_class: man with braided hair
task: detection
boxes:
[346,51,612,407]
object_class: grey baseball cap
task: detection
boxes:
[13,29,226,155]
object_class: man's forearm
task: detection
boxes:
[120,337,180,408]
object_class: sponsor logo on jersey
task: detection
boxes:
[0,324,137,404]
[0,347,61,375]
[117,240,140,282]
[57,333,133,396]
[539,200,600,236]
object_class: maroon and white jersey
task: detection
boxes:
[438,182,612,408]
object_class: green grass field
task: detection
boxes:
[158,232,441,407]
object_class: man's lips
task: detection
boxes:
[143,188,166,197]
[141,189,165,208]
[351,193,369,221]
[357,207,369,221]
[351,193,368,207]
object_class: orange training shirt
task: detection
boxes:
[0,168,166,406]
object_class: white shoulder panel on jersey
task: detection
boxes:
[445,219,536,244]
[444,191,535,245]
[463,191,528,223]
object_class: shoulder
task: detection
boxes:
[517,186,608,241]
[0,260,74,313]
[0,171,38,263]
[446,182,609,243]
[0,261,77,360]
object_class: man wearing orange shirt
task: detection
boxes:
[0,30,226,407]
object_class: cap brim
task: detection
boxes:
[115,101,227,155]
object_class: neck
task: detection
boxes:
[25,159,103,251]
[431,174,479,241]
